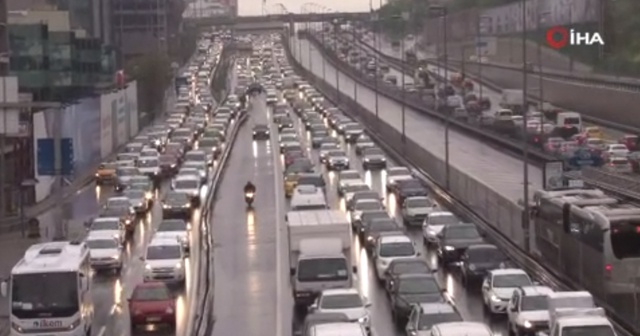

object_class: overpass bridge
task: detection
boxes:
[185,11,371,30]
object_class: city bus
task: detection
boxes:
[1,241,93,336]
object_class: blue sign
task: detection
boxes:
[37,138,74,176]
[566,148,602,169]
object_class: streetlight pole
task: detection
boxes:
[521,0,531,252]
[401,35,406,142]
[372,11,379,125]
[352,27,358,102]
[322,21,326,81]
[334,20,340,104]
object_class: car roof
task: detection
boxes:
[93,217,120,222]
[312,323,364,335]
[429,211,454,216]
[418,302,456,314]
[149,237,181,246]
[175,174,199,181]
[490,268,528,276]
[519,286,554,296]
[467,244,498,251]
[379,234,411,244]
[86,231,119,240]
[321,288,359,296]
[433,322,491,334]
[108,196,129,201]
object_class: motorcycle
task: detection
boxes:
[245,191,255,207]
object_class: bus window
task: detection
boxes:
[610,221,640,259]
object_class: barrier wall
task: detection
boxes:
[32,82,139,201]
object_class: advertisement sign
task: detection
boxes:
[543,161,565,190]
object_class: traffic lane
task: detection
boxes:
[210,120,280,336]
[292,101,507,334]
[293,37,543,201]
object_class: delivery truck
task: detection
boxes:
[537,291,615,336]
[287,210,355,309]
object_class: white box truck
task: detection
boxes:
[537,291,615,336]
[287,210,355,308]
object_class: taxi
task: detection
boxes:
[581,126,604,142]
[284,173,300,198]
[95,162,117,185]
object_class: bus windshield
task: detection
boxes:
[610,220,640,259]
[11,272,79,318]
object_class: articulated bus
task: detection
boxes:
[1,241,93,336]
[533,188,640,322]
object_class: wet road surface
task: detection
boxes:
[290,35,542,204]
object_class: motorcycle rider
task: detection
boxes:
[244,181,256,195]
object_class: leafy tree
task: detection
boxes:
[125,54,172,117]
[376,0,430,39]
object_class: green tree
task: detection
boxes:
[125,54,172,117]
[377,0,430,39]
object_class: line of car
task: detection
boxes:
[85,36,242,331]
[264,34,604,336]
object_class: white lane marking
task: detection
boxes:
[271,97,285,336]
[97,326,106,336]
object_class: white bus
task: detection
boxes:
[1,241,93,336]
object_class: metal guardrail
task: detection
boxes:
[302,32,557,165]
[354,38,640,135]
[281,33,634,336]
[564,168,640,200]
[190,113,249,336]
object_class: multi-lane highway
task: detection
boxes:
[289,35,541,205]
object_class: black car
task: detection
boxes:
[252,124,270,140]
[362,218,402,249]
[358,210,391,234]
[394,179,428,204]
[361,147,387,170]
[436,223,485,265]
[162,191,193,219]
[460,244,510,285]
[383,258,432,292]
[405,302,463,336]
[388,273,446,325]
[278,117,294,131]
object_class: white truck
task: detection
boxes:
[537,291,616,336]
[287,210,355,309]
[500,89,526,114]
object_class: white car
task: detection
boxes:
[311,288,372,332]
[123,189,150,214]
[156,219,191,253]
[172,175,201,205]
[350,199,384,225]
[422,212,459,245]
[319,143,340,163]
[86,232,123,273]
[507,286,554,335]
[430,322,493,336]
[482,269,533,315]
[183,160,208,182]
[401,196,436,227]
[89,217,125,245]
[139,148,159,159]
[337,170,362,195]
[604,144,629,158]
[374,234,419,279]
[143,237,186,285]
[343,183,372,206]
[326,150,350,171]
[137,157,160,177]
[386,166,413,190]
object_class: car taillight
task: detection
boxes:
[604,264,613,279]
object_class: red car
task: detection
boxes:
[619,134,639,151]
[129,282,176,330]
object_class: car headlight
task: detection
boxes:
[366,235,374,242]
[364,158,370,162]
[163,204,170,208]
[112,254,121,260]
[427,229,437,235]
[358,315,370,324]
[137,202,144,207]
[184,203,191,207]
[490,295,500,302]
[469,264,476,271]
[175,263,182,269]
[145,264,151,270]
[145,192,153,199]
[444,246,455,251]
[523,320,532,329]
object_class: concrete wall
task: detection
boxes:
[32,81,139,201]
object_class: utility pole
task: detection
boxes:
[521,0,531,252]
[52,105,64,240]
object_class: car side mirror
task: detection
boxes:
[284,215,288,221]
[352,266,358,274]
[533,281,540,285]
[139,256,145,261]
[290,268,296,276]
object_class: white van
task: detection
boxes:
[556,111,582,131]
[290,185,327,211]
[430,322,493,336]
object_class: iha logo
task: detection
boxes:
[546,26,604,49]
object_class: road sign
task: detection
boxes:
[37,138,74,176]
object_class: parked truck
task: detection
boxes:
[287,210,355,309]
[500,89,526,114]
[537,291,615,336]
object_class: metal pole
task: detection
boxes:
[373,14,379,124]
[53,105,64,240]
[0,77,5,220]
[307,20,312,75]
[521,0,530,252]
[352,28,357,102]
[476,15,483,100]
[334,23,340,104]
[443,10,450,189]
[401,36,406,142]
[322,22,326,81]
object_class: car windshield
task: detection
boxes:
[429,214,458,225]
[117,168,137,176]
[345,185,368,194]
[185,152,206,161]
[379,242,415,257]
[340,172,360,180]
[405,198,430,208]
[107,199,130,208]
[147,245,182,260]
[417,312,462,330]
[563,326,615,336]
[320,294,363,309]
[446,225,481,239]
[91,219,119,231]
[354,192,379,202]
[388,168,410,176]
[356,202,382,211]
[521,296,548,311]
[363,148,383,156]
[297,258,349,282]
[390,260,430,274]
[86,239,117,249]
[158,220,187,231]
[370,220,398,231]
[493,274,531,288]
[467,247,507,263]
[398,277,440,294]
[254,125,268,130]
[11,272,79,317]
[199,139,218,147]
[124,190,145,199]
[175,180,198,189]
[159,156,175,164]
[328,151,346,157]
[132,286,171,301]
[165,192,189,202]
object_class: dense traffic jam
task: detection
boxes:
[242,33,617,336]
[0,32,243,334]
[321,26,640,175]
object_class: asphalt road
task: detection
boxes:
[290,35,543,206]
[206,81,510,336]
